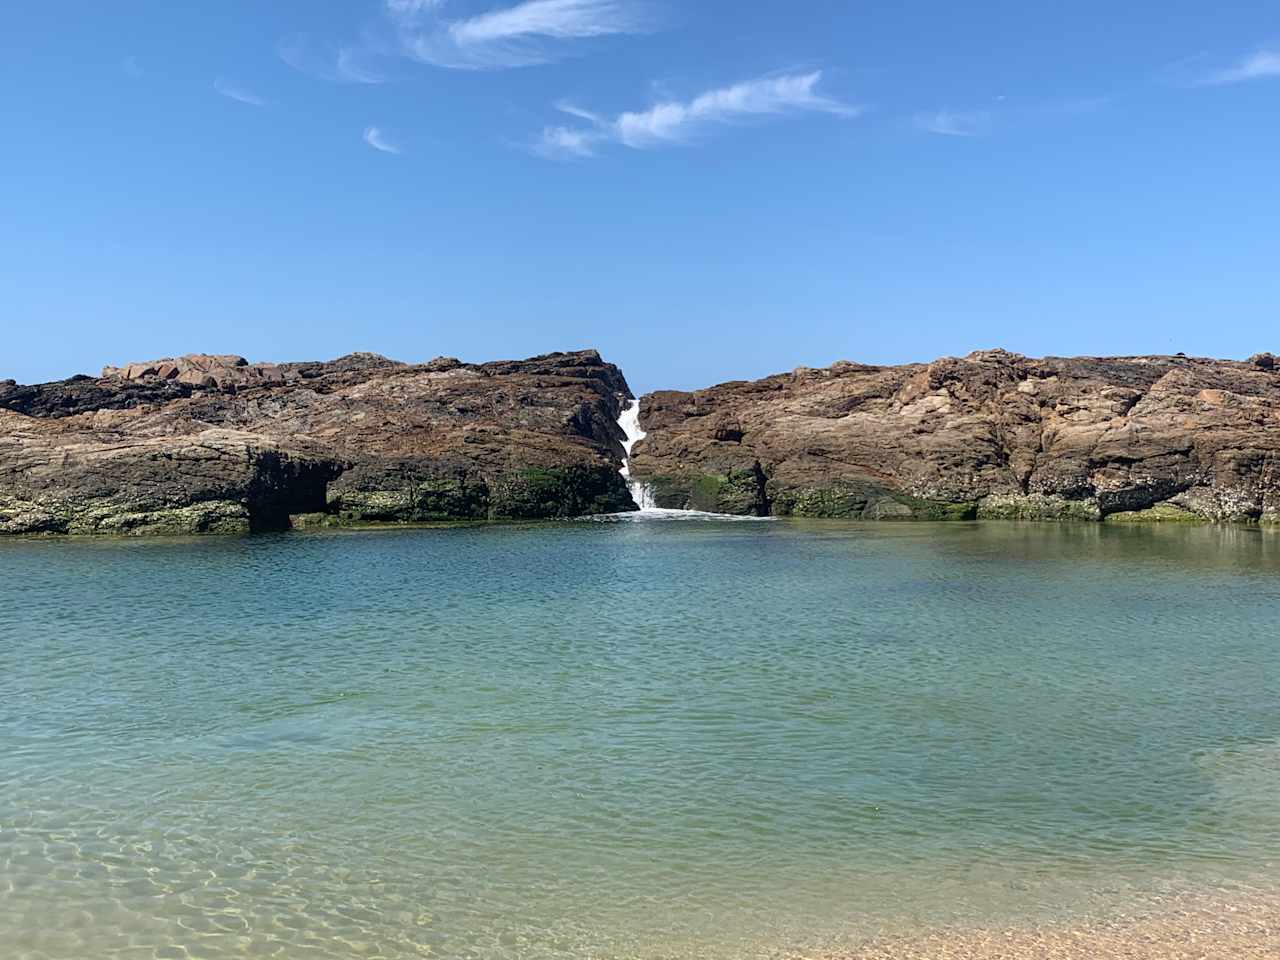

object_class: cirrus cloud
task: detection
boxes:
[388,0,653,70]
[213,78,267,107]
[914,109,990,137]
[363,126,402,155]
[1201,50,1280,86]
[536,70,858,158]
[279,35,390,84]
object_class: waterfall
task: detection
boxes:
[608,398,769,522]
[617,399,656,510]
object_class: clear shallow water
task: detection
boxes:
[2,521,1279,959]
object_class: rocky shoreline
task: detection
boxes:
[2,348,1277,534]
[0,350,633,535]
[631,349,1280,525]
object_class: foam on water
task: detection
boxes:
[599,506,772,522]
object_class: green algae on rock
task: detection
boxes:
[647,468,769,515]
[977,493,1104,522]
[0,495,253,536]
[1105,502,1205,523]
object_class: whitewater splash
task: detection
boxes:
[605,399,772,522]
[617,399,656,510]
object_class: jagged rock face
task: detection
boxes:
[0,350,635,534]
[630,350,1280,523]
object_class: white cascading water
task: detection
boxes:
[616,399,656,510]
[611,398,768,521]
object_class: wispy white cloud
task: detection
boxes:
[277,36,314,76]
[450,0,643,44]
[388,0,652,70]
[535,71,858,158]
[213,78,267,108]
[1200,50,1280,86]
[536,125,601,157]
[279,35,389,84]
[912,95,1110,139]
[914,108,990,137]
[554,100,605,124]
[363,126,402,155]
[338,48,388,84]
[386,0,446,13]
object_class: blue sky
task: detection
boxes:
[3,1,1278,393]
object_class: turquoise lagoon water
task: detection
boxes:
[2,520,1280,958]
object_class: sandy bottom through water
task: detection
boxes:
[783,888,1280,960]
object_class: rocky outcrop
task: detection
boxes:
[630,350,1280,524]
[8,346,1278,534]
[0,350,636,535]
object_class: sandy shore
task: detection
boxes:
[783,890,1280,960]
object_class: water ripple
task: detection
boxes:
[1,522,1279,957]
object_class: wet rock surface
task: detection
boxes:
[0,350,635,534]
[630,350,1280,523]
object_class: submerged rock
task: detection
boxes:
[629,350,1280,524]
[0,350,635,534]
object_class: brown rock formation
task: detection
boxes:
[0,350,635,534]
[630,350,1280,523]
